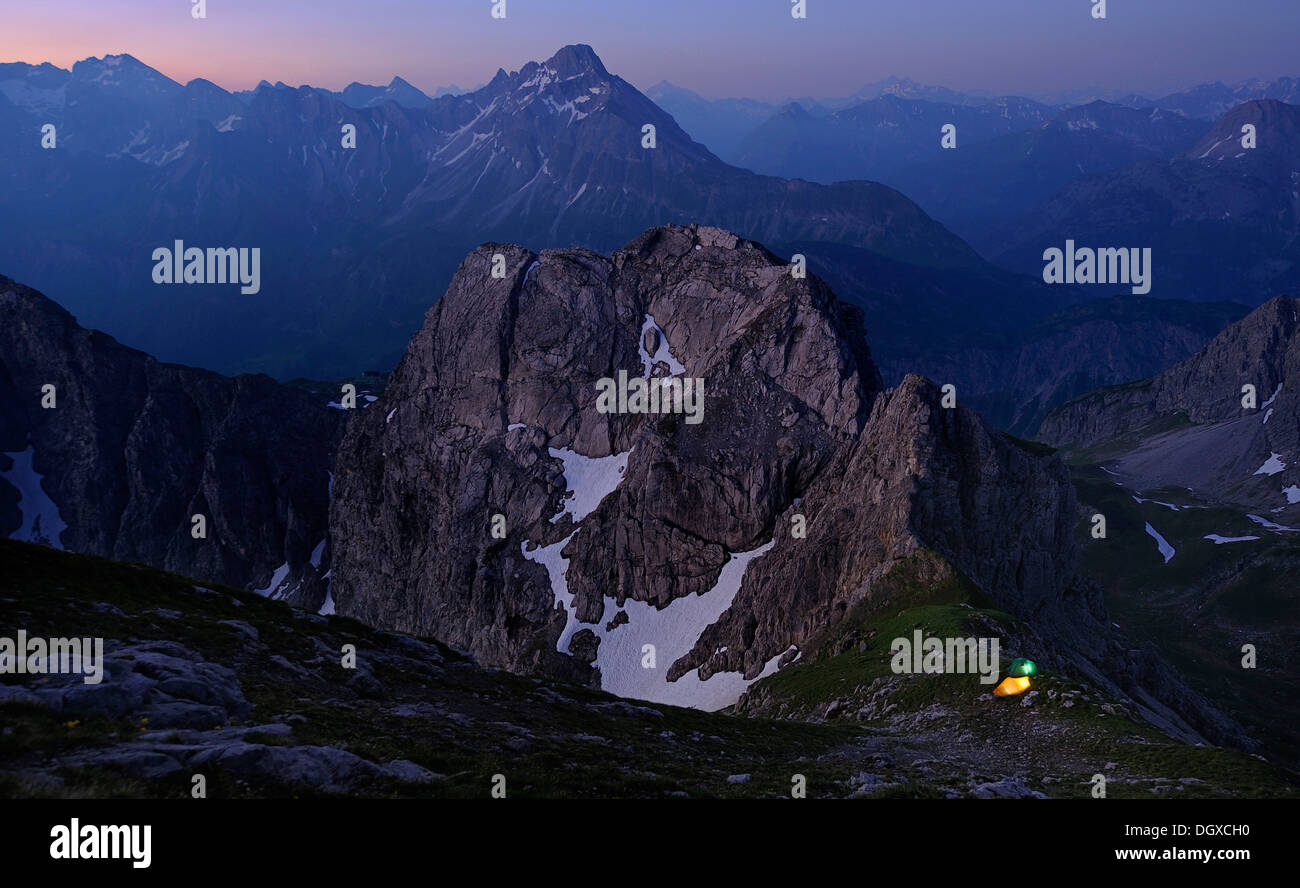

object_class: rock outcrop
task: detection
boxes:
[0,275,341,606]
[670,374,1077,684]
[330,224,1081,707]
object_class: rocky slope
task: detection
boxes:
[0,275,341,605]
[1039,295,1300,514]
[1037,295,1300,766]
[331,224,1086,710]
[7,539,1291,798]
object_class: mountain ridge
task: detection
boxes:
[0,44,996,381]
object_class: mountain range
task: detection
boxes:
[730,93,1056,184]
[646,75,1300,163]
[2,24,1298,803]
[990,100,1300,305]
[0,46,990,382]
[0,45,1275,439]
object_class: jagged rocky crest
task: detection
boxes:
[330,225,1081,708]
[1043,295,1299,443]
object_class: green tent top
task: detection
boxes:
[1008,658,1038,678]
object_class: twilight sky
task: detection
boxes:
[1,0,1296,101]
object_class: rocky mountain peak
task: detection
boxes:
[544,44,609,79]
[329,226,1079,709]
[69,53,181,96]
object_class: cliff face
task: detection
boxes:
[669,374,1078,684]
[0,276,341,606]
[330,225,1081,707]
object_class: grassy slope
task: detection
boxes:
[1070,465,1300,769]
[739,550,1297,798]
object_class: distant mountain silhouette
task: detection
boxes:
[991,100,1300,304]
[0,45,1009,379]
[730,93,1054,184]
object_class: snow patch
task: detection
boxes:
[1144,522,1175,563]
[1204,534,1260,545]
[1285,486,1300,505]
[638,314,687,377]
[565,182,588,208]
[522,531,577,631]
[158,140,190,165]
[1133,495,1180,511]
[1247,513,1298,532]
[541,93,590,124]
[547,447,632,523]
[589,540,780,710]
[1253,452,1287,476]
[1262,383,1282,410]
[253,562,292,598]
[1196,133,1236,159]
[527,532,781,711]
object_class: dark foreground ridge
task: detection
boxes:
[2,539,1292,798]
